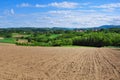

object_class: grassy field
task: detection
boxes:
[0,38,15,43]
[49,34,60,39]
[12,33,30,38]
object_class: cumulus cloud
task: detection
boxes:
[93,3,120,9]
[11,9,15,15]
[1,9,120,28]
[48,1,79,8]
[1,1,120,28]
[17,1,90,8]
[17,3,31,7]
[35,4,46,8]
[3,9,15,15]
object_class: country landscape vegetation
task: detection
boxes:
[0,0,120,79]
[0,26,120,47]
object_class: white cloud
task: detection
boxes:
[48,10,72,15]
[35,4,46,8]
[1,9,120,28]
[93,3,120,9]
[17,2,90,8]
[48,1,79,8]
[17,3,31,7]
[3,9,15,15]
[11,9,15,15]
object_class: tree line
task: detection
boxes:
[0,28,120,47]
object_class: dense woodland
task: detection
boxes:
[0,27,120,47]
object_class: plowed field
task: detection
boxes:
[0,45,120,80]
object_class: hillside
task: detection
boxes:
[0,27,120,47]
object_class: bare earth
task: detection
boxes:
[0,45,120,80]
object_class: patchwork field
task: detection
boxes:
[0,45,120,80]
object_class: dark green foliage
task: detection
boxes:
[0,28,120,47]
[73,32,120,47]
[52,39,73,46]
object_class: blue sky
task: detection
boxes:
[0,0,120,28]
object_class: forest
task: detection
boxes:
[0,27,120,47]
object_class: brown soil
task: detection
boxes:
[0,37,4,39]
[0,45,120,80]
[17,39,28,43]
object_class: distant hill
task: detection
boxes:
[0,25,120,30]
[52,27,74,30]
[98,25,120,29]
[74,25,120,31]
